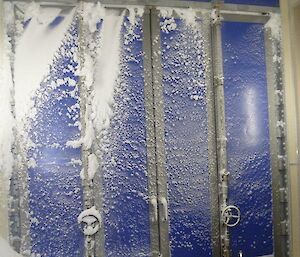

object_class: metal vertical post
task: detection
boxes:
[78,1,91,216]
[77,3,102,256]
[265,25,290,257]
[8,5,31,256]
[150,8,171,257]
[273,38,290,257]
[8,5,22,252]
[142,8,160,257]
[204,8,222,257]
[78,7,92,257]
[211,1,231,257]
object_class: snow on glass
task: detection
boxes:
[158,9,213,255]
[0,1,151,256]
[0,3,282,257]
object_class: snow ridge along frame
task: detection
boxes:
[148,8,171,257]
[142,8,162,257]
[264,25,290,257]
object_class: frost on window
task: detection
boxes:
[159,11,213,256]
[0,2,283,257]
[1,2,150,257]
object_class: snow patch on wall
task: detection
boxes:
[23,2,40,21]
[125,6,144,44]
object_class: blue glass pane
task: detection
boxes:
[102,17,151,257]
[224,0,279,7]
[161,18,213,257]
[28,19,84,256]
[222,21,273,257]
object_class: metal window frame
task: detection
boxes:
[8,4,32,256]
[5,0,280,12]
[143,8,161,257]
[140,3,287,257]
[265,28,290,257]
[144,8,224,257]
[148,8,171,257]
[77,5,106,256]
[210,5,231,257]
[204,9,223,257]
[218,9,290,257]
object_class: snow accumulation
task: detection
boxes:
[160,17,177,34]
[78,206,101,224]
[67,4,143,148]
[0,1,209,189]
[1,1,144,187]
[175,8,199,27]
[88,153,99,180]
[0,237,22,257]
[265,13,281,40]
[265,14,282,63]
[159,7,174,18]
[14,4,75,129]
[66,3,144,183]
[159,7,205,29]
[82,2,105,33]
[92,9,125,133]
[0,3,14,189]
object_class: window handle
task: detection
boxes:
[150,196,158,222]
[159,196,168,222]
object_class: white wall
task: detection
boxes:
[0,0,9,241]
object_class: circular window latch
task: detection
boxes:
[78,206,101,251]
[222,205,241,227]
[78,206,101,236]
